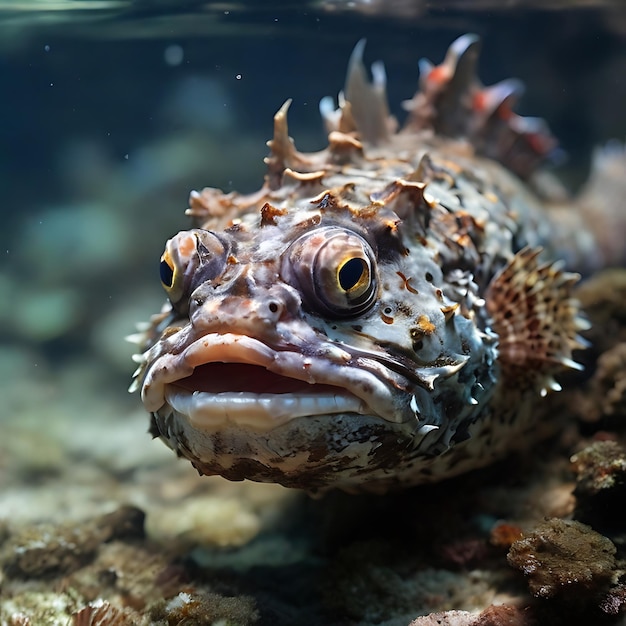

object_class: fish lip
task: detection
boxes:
[162,386,370,432]
[141,332,403,429]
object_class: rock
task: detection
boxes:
[570,440,626,529]
[576,343,626,424]
[1,506,145,578]
[148,590,259,626]
[507,518,616,601]
[71,599,138,626]
[409,605,532,625]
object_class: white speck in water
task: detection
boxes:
[164,44,184,67]
[44,44,50,52]
[124,154,129,160]
[49,82,53,87]
[235,74,242,80]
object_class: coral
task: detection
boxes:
[507,518,616,600]
[148,590,259,625]
[409,610,479,626]
[409,605,533,625]
[66,541,178,612]
[1,524,99,578]
[0,506,145,578]
[71,599,138,625]
[6,614,31,626]
[0,591,77,626]
[0,504,262,625]
[571,440,626,494]
[570,440,626,529]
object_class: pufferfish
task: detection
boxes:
[130,34,626,493]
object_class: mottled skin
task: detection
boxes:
[131,35,624,493]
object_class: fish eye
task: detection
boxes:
[284,226,378,318]
[160,257,175,288]
[337,257,370,294]
[160,229,228,313]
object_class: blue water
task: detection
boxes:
[1,3,624,376]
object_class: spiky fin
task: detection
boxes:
[404,33,481,137]
[265,99,323,191]
[402,34,558,179]
[320,39,397,145]
[485,247,588,395]
[279,36,556,188]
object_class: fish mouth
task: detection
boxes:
[141,333,402,432]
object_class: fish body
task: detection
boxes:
[131,35,624,493]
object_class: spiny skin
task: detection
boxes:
[131,35,622,493]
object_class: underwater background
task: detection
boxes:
[1,2,626,625]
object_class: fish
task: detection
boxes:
[129,34,626,493]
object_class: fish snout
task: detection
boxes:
[189,280,303,337]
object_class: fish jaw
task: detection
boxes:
[142,330,409,432]
[140,327,434,492]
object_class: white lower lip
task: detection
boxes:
[143,332,404,424]
[165,385,369,431]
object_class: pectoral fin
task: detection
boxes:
[486,247,589,395]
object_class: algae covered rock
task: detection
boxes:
[570,440,626,529]
[0,505,144,578]
[409,605,533,625]
[507,518,617,600]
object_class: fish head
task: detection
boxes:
[134,194,495,492]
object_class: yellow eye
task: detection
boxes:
[160,231,197,305]
[283,227,378,318]
[159,229,228,313]
[160,254,175,288]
